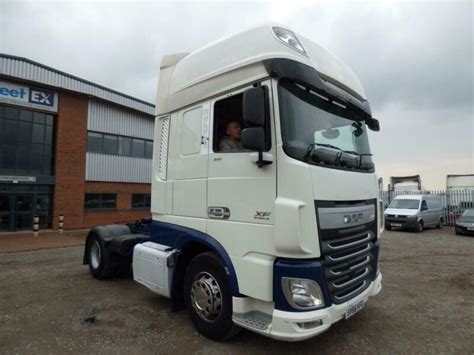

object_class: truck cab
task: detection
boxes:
[84,24,383,341]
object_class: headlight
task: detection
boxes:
[272,27,307,55]
[407,215,417,219]
[282,278,324,309]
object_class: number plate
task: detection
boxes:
[391,223,402,227]
[345,300,365,319]
[468,227,474,231]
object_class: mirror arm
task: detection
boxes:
[256,151,273,168]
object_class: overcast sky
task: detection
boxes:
[1,0,473,189]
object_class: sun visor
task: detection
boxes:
[263,58,371,116]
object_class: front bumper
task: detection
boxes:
[233,273,382,341]
[455,224,474,235]
[385,217,418,229]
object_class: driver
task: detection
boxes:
[219,120,244,152]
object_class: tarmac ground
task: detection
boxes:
[0,227,473,354]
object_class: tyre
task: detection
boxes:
[436,218,443,229]
[416,220,424,233]
[385,225,392,231]
[87,235,116,279]
[184,252,240,341]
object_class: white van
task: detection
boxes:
[384,195,444,232]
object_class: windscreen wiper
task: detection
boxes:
[340,150,374,171]
[303,142,343,162]
[341,150,372,157]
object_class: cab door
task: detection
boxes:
[168,103,211,219]
[420,199,431,225]
[207,81,276,226]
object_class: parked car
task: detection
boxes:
[384,195,443,232]
[454,209,474,236]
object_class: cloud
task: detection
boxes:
[287,2,473,116]
[1,0,472,189]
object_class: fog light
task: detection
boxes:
[282,278,324,309]
[297,319,323,330]
[272,27,307,55]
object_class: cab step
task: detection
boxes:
[233,310,272,331]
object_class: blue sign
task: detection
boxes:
[29,88,55,107]
[0,80,58,112]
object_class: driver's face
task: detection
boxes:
[226,121,241,140]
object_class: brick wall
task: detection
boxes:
[83,182,151,228]
[52,91,151,230]
[52,91,88,229]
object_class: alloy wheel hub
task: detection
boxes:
[191,272,222,322]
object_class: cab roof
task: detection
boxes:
[156,24,367,116]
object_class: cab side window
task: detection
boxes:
[421,200,428,210]
[213,88,271,153]
[213,94,244,153]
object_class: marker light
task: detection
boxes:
[282,278,324,309]
[272,27,307,55]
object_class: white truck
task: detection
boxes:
[446,174,474,209]
[83,25,383,341]
[389,175,422,192]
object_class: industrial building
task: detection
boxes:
[0,54,155,232]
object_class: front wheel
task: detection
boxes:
[184,252,240,341]
[416,220,424,233]
[436,218,443,229]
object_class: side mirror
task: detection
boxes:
[243,87,265,127]
[241,127,265,151]
[241,127,272,168]
[366,117,380,131]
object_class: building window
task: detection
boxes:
[132,138,145,158]
[118,136,131,156]
[131,193,151,209]
[87,132,103,153]
[84,193,117,210]
[145,141,153,159]
[0,105,54,176]
[102,134,119,155]
[87,131,153,159]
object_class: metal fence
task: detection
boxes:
[379,189,474,226]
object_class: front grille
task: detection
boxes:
[386,214,407,219]
[321,230,377,304]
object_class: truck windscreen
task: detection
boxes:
[278,80,374,172]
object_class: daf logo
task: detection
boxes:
[343,213,364,224]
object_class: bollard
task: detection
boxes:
[58,214,64,233]
[33,215,39,237]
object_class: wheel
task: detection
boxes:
[184,252,240,341]
[416,220,424,233]
[436,218,443,229]
[455,230,461,236]
[87,235,116,279]
[385,225,392,231]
